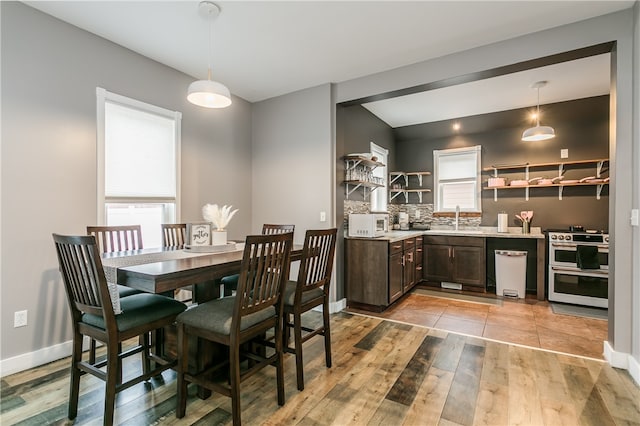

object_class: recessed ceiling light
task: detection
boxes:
[452,122,461,131]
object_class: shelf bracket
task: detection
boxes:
[493,188,497,202]
[596,161,604,178]
[389,174,403,185]
[389,191,404,202]
[417,174,423,186]
[597,184,603,200]
[417,192,423,203]
[345,182,363,199]
[559,185,564,201]
[525,187,529,201]
[558,164,564,178]
[492,167,498,178]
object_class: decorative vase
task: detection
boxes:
[211,230,227,246]
[522,222,530,234]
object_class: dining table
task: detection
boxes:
[101,242,303,399]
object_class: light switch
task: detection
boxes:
[631,209,639,226]
[561,149,568,159]
[320,211,326,222]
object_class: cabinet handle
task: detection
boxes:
[402,255,405,266]
[393,244,402,250]
[452,248,455,260]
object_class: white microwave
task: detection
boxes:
[348,214,388,238]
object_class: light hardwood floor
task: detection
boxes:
[1,311,638,425]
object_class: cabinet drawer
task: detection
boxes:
[423,235,485,247]
[403,238,416,251]
[389,241,404,254]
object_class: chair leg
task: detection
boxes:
[89,338,97,365]
[176,323,189,419]
[104,341,120,426]
[141,333,151,377]
[68,332,83,420]
[275,317,285,406]
[230,343,242,426]
[323,300,332,368]
[294,313,305,391]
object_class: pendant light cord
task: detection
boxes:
[207,8,212,80]
[536,87,541,126]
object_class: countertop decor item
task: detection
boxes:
[516,210,534,234]
[187,2,232,109]
[522,81,555,141]
[202,203,238,245]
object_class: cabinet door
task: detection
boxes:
[452,245,485,287]
[415,238,423,280]
[404,246,416,290]
[424,245,451,282]
[389,252,404,303]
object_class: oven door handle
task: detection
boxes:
[551,243,609,249]
[550,266,609,275]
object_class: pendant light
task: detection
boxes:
[187,1,232,109]
[522,81,555,141]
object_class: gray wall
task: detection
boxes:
[251,84,334,245]
[336,9,638,368]
[394,96,610,231]
[0,3,253,364]
[632,1,640,369]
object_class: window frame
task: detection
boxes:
[369,142,388,213]
[433,145,482,213]
[96,87,182,226]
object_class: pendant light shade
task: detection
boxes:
[522,81,555,141]
[188,2,231,109]
[188,78,231,109]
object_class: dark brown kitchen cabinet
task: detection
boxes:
[423,236,486,291]
[346,235,420,312]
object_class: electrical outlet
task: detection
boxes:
[14,310,27,328]
[320,211,326,222]
[561,149,568,158]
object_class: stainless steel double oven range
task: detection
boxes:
[547,230,609,308]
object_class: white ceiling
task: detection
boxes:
[363,53,611,128]
[25,1,631,123]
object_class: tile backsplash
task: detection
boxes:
[343,200,481,228]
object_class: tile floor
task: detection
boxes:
[346,286,609,360]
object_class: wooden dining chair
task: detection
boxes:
[161,223,187,249]
[52,234,187,426]
[176,232,293,426]
[87,225,144,254]
[161,224,191,302]
[221,224,295,296]
[282,228,337,391]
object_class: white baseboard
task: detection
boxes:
[330,298,347,314]
[604,341,640,386]
[0,337,94,378]
[311,298,346,315]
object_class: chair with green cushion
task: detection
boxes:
[176,232,293,426]
[53,234,187,426]
[282,228,337,391]
[221,224,295,296]
[87,225,146,363]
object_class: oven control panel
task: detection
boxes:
[548,232,609,244]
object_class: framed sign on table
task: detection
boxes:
[187,223,211,246]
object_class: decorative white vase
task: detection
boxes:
[211,230,227,246]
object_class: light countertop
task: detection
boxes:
[346,226,545,242]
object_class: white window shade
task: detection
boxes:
[434,146,481,213]
[105,102,176,198]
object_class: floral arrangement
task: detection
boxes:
[516,210,534,225]
[202,204,239,231]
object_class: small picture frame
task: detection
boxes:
[187,222,211,246]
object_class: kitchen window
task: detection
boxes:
[433,145,481,213]
[369,142,388,212]
[96,88,181,248]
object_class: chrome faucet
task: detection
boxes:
[455,205,460,230]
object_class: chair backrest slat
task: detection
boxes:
[297,229,337,298]
[87,225,143,253]
[162,223,187,248]
[262,224,295,235]
[235,232,292,321]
